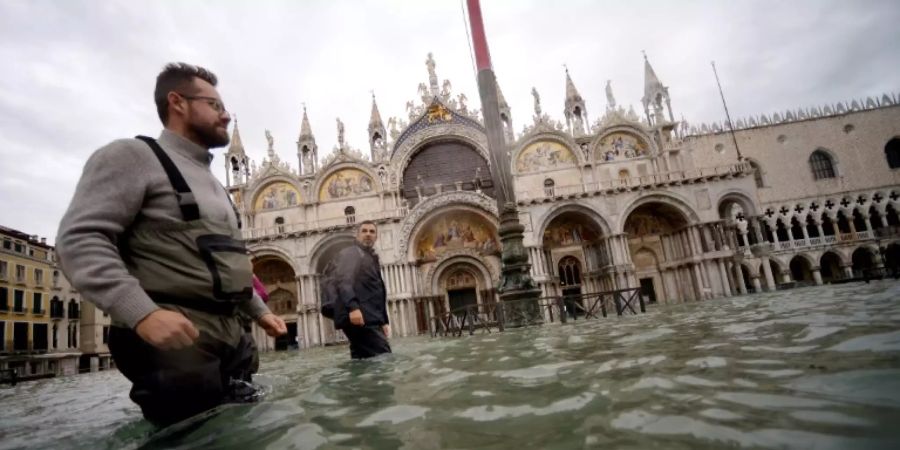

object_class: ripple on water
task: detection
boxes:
[455,392,595,422]
[614,327,675,345]
[686,356,727,368]
[596,356,667,373]
[357,405,429,427]
[827,330,900,352]
[789,410,875,427]
[785,369,900,408]
[494,361,583,383]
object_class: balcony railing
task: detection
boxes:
[742,230,878,252]
[242,207,408,240]
[516,162,752,202]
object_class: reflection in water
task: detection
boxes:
[2,281,900,449]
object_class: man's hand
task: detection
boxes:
[382,324,391,339]
[258,313,288,337]
[349,309,364,326]
[135,309,199,350]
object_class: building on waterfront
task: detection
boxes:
[224,53,900,349]
[0,226,82,379]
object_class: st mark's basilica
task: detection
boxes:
[223,54,900,349]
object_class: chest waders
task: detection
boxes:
[108,136,260,428]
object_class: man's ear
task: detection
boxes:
[167,91,187,120]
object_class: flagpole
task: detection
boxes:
[711,61,744,161]
[466,0,542,326]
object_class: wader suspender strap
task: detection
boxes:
[135,136,201,222]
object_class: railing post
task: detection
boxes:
[497,302,505,332]
[556,296,568,324]
[638,288,646,313]
[600,295,608,317]
[614,292,623,316]
[467,307,475,336]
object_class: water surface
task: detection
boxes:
[2,281,900,449]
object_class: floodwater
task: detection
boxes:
[2,281,900,449]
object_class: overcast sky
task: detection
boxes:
[1,0,898,244]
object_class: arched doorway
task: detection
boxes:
[442,265,480,316]
[789,255,813,284]
[558,256,584,317]
[624,202,690,302]
[253,256,298,350]
[884,244,900,277]
[542,210,605,295]
[851,247,876,278]
[820,251,843,283]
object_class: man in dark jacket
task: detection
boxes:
[334,220,391,359]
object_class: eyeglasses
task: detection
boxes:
[176,92,228,115]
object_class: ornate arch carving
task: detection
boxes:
[424,250,497,295]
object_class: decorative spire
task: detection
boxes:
[228,116,244,152]
[299,103,313,139]
[605,80,616,110]
[563,65,588,136]
[643,51,664,96]
[369,92,384,130]
[297,104,318,175]
[641,51,674,125]
[564,65,583,105]
[368,92,388,163]
[225,117,248,187]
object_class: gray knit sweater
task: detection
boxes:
[56,130,270,328]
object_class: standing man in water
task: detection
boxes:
[333,220,391,359]
[56,62,287,427]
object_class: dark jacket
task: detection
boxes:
[334,242,388,329]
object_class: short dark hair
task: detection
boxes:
[358,220,377,230]
[154,62,218,124]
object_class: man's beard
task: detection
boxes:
[189,121,230,148]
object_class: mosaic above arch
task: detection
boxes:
[515,140,577,173]
[415,210,499,263]
[254,181,301,212]
[543,216,601,247]
[595,131,649,162]
[319,168,376,201]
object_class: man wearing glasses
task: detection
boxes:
[57,62,287,427]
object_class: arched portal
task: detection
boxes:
[624,202,690,303]
[252,255,298,350]
[542,210,605,295]
[851,247,876,278]
[557,255,584,317]
[789,255,813,284]
[820,251,843,283]
[440,263,483,317]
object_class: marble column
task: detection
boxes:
[811,267,823,285]
[761,257,776,291]
[751,275,762,293]
[718,259,732,297]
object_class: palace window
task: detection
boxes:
[558,256,582,287]
[0,287,8,311]
[274,217,285,233]
[543,179,555,197]
[32,292,42,314]
[886,138,900,169]
[15,264,25,283]
[0,260,7,280]
[809,150,836,180]
[35,268,43,286]
[13,290,24,313]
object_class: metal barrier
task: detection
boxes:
[429,287,645,337]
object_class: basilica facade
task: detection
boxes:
[224,54,900,350]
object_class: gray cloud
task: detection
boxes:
[1,0,898,244]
